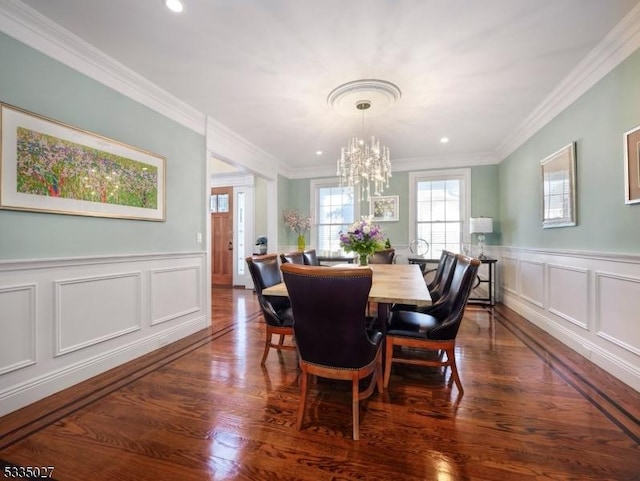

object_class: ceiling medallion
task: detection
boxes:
[330,80,400,200]
[327,79,401,118]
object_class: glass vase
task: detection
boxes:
[297,234,305,252]
[358,253,369,266]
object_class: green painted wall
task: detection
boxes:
[471,165,500,246]
[254,176,268,239]
[277,174,291,245]
[499,47,640,253]
[280,165,500,248]
[0,33,206,259]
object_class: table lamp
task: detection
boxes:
[469,217,493,259]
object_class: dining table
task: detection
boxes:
[262,263,432,332]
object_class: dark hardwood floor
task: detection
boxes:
[1,287,638,480]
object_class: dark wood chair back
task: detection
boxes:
[302,249,321,266]
[369,248,395,264]
[280,251,305,265]
[428,250,457,302]
[280,263,383,440]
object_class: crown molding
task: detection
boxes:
[210,173,254,188]
[0,0,205,134]
[496,3,640,161]
[206,116,290,180]
[286,151,498,179]
[391,152,500,172]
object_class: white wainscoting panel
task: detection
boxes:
[150,266,201,326]
[0,252,207,417]
[595,271,640,356]
[0,283,36,375]
[502,256,518,295]
[499,247,640,392]
[54,272,142,356]
[518,260,544,307]
[547,264,588,329]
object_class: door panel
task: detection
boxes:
[211,187,233,286]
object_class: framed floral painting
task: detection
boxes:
[370,195,399,222]
[0,103,166,221]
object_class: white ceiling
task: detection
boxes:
[17,0,640,175]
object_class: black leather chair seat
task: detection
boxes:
[277,307,295,327]
[387,310,440,338]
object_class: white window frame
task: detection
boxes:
[310,177,361,255]
[408,168,471,259]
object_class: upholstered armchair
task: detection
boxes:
[369,248,395,264]
[384,255,480,395]
[302,249,324,266]
[245,254,295,365]
[428,250,457,302]
[280,263,383,440]
[280,251,305,265]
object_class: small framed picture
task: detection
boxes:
[624,125,640,204]
[370,195,399,222]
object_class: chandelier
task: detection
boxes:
[337,101,391,200]
[328,80,400,201]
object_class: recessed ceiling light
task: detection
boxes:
[440,137,450,144]
[316,150,323,156]
[164,0,184,13]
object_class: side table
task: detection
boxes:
[469,258,497,306]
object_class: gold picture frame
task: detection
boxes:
[540,143,576,228]
[624,125,640,205]
[0,103,166,221]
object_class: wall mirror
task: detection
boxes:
[540,143,576,228]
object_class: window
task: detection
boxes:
[311,179,358,255]
[236,191,245,276]
[409,169,470,259]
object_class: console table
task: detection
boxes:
[408,256,497,306]
[317,255,355,264]
[469,258,497,306]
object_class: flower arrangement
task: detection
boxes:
[283,209,311,251]
[283,209,311,234]
[339,216,385,266]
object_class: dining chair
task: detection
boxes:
[245,254,296,365]
[280,263,383,440]
[383,254,480,395]
[302,249,324,266]
[280,251,305,265]
[369,248,395,264]
[392,251,458,314]
[428,250,457,302]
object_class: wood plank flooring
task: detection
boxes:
[1,288,638,481]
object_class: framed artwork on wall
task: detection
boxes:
[540,142,576,228]
[0,103,166,221]
[370,195,399,222]
[624,125,640,205]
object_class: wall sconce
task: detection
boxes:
[469,217,493,259]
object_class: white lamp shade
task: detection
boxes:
[470,217,493,234]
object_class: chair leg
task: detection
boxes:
[261,331,271,365]
[351,373,360,441]
[297,365,308,431]
[446,346,464,396]
[383,336,395,388]
[375,356,384,393]
[278,334,285,346]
